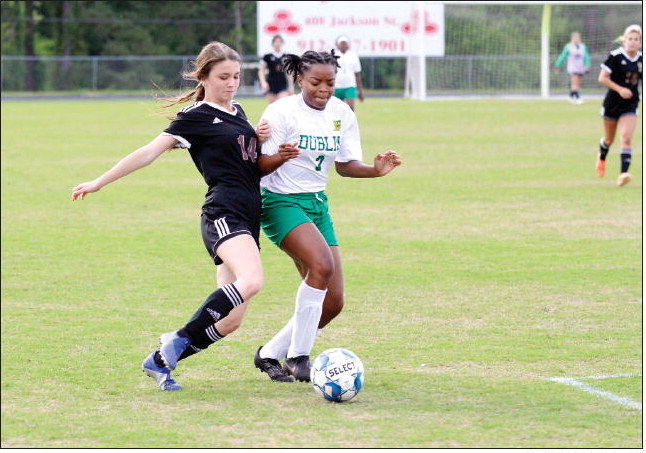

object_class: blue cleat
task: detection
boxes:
[142,351,182,391]
[159,331,190,371]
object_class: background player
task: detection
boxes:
[553,31,591,103]
[333,36,364,111]
[596,24,642,187]
[258,34,293,104]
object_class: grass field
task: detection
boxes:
[1,96,642,448]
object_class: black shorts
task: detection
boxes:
[201,212,260,265]
[601,98,639,120]
[267,75,288,95]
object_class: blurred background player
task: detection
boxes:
[258,34,293,104]
[553,31,591,104]
[253,50,401,383]
[333,36,364,111]
[596,24,642,187]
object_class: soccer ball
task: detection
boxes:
[310,348,364,402]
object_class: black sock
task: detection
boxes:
[177,324,227,362]
[572,90,579,99]
[182,284,243,341]
[599,140,610,160]
[178,344,202,362]
[620,149,632,173]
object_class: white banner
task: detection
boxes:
[256,1,445,57]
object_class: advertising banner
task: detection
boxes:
[257,1,445,57]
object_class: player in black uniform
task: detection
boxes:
[258,35,293,104]
[71,41,294,390]
[596,24,642,187]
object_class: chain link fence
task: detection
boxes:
[0,53,617,97]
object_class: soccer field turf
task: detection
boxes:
[1,96,641,448]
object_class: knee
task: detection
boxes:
[236,274,264,300]
[246,277,264,299]
[308,258,335,285]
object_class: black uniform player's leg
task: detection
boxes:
[176,286,241,352]
[158,214,252,369]
[158,284,242,370]
[599,138,610,160]
[620,149,632,173]
[177,212,248,348]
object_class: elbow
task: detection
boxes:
[137,147,161,168]
[598,70,610,85]
[335,161,362,178]
[335,166,351,178]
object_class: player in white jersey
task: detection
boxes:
[333,36,364,111]
[260,86,362,194]
[252,50,401,382]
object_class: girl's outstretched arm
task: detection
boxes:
[335,150,402,178]
[71,133,178,200]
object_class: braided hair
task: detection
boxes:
[282,49,340,84]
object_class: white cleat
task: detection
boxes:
[617,172,632,187]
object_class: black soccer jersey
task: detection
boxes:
[601,48,643,108]
[164,101,262,222]
[262,52,288,91]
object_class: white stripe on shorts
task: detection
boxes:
[214,217,230,239]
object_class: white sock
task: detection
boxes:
[260,317,293,360]
[287,281,327,358]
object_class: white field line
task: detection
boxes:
[581,373,638,380]
[547,375,642,411]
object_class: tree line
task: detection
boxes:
[1,1,257,57]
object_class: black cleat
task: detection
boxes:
[283,355,311,382]
[254,347,294,383]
